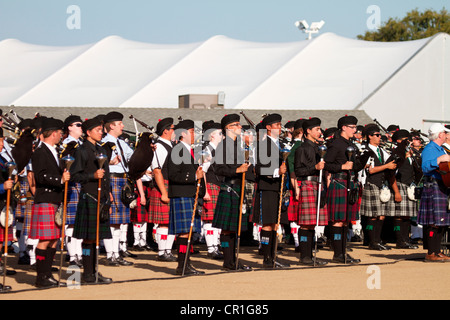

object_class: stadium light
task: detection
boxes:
[295,19,325,40]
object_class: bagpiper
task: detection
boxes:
[324,115,365,264]
[389,129,421,249]
[101,112,134,266]
[167,119,205,275]
[212,114,252,271]
[252,113,290,269]
[62,115,83,267]
[150,117,176,261]
[71,117,113,283]
[294,117,328,265]
[359,124,397,251]
[29,117,70,288]
[201,120,224,259]
[417,124,450,262]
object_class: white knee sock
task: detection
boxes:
[133,223,143,246]
[119,224,128,252]
[203,223,215,253]
[156,227,168,256]
[27,238,39,265]
[290,222,300,247]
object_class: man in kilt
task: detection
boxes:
[62,115,84,267]
[168,119,205,275]
[150,117,176,261]
[294,117,328,265]
[212,114,252,271]
[359,124,397,251]
[388,129,421,249]
[252,113,290,269]
[29,117,71,288]
[71,117,113,283]
[417,123,450,262]
[324,115,365,264]
[286,119,304,252]
[201,120,224,259]
[0,127,15,291]
[101,112,134,266]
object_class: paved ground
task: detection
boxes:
[1,240,449,301]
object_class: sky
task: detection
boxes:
[0,0,448,46]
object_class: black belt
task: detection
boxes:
[333,173,356,180]
[299,176,320,182]
[224,178,242,186]
[111,173,127,178]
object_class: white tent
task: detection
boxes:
[1,32,448,131]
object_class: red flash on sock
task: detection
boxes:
[36,255,46,261]
[179,245,187,253]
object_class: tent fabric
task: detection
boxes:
[0,32,448,130]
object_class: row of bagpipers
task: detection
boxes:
[0,108,447,292]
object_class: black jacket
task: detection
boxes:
[70,140,111,200]
[168,141,205,198]
[31,143,64,204]
[255,136,283,192]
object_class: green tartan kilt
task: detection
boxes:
[73,193,112,241]
[212,184,242,233]
[327,178,360,222]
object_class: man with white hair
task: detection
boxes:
[418,123,450,262]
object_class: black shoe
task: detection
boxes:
[368,242,391,251]
[35,275,58,288]
[116,256,134,266]
[207,250,224,260]
[262,259,290,269]
[69,257,83,268]
[332,254,361,264]
[18,254,30,265]
[222,263,252,272]
[300,256,328,266]
[105,257,120,266]
[157,252,176,262]
[176,264,204,276]
[132,245,145,252]
[82,273,113,284]
[120,250,137,258]
[0,283,12,292]
[396,241,419,249]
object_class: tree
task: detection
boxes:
[358,8,450,41]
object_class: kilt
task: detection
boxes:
[168,197,201,235]
[418,181,450,227]
[66,182,81,225]
[110,176,130,225]
[244,181,255,214]
[298,180,328,226]
[130,183,151,223]
[252,189,288,226]
[287,190,299,222]
[327,178,360,222]
[73,193,112,241]
[213,184,242,233]
[360,183,394,217]
[393,182,418,218]
[202,183,220,222]
[22,198,34,237]
[0,222,14,242]
[29,203,61,240]
[14,179,29,219]
[148,180,170,224]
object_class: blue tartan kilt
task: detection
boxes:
[110,176,130,224]
[418,181,450,226]
[168,197,201,235]
[66,182,80,225]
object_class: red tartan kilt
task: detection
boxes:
[130,184,151,223]
[202,183,220,221]
[0,224,14,242]
[287,190,299,222]
[148,180,170,225]
[29,203,61,240]
[298,180,328,226]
